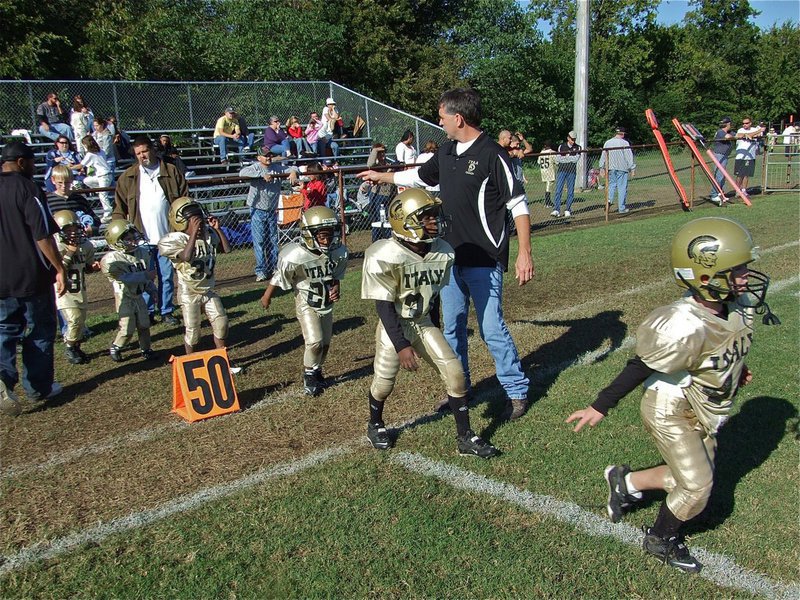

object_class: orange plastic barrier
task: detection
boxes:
[171,348,240,422]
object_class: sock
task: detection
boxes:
[624,473,644,499]
[544,192,551,204]
[651,502,684,539]
[448,395,470,437]
[368,392,384,425]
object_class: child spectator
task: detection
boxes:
[305,111,323,156]
[301,161,327,210]
[286,116,311,157]
[77,135,114,223]
[158,198,239,371]
[537,140,556,206]
[70,99,92,149]
[360,189,499,458]
[101,220,158,362]
[52,210,100,364]
[92,117,117,176]
[260,206,348,396]
[47,165,100,236]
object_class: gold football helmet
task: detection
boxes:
[53,210,86,246]
[168,197,205,232]
[671,217,769,307]
[105,219,146,252]
[387,188,446,243]
[300,206,340,253]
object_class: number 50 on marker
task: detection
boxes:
[171,349,240,422]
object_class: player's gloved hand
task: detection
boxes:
[565,405,605,432]
[398,347,419,371]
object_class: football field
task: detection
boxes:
[1,195,798,598]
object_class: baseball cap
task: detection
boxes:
[1,141,35,162]
[326,97,336,105]
[567,130,577,140]
[257,146,279,158]
[719,116,732,125]
[615,126,626,134]
[224,106,235,113]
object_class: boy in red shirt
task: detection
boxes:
[301,161,328,210]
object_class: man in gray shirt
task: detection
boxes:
[239,148,298,281]
[599,126,636,214]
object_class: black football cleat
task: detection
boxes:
[457,430,500,459]
[642,527,702,573]
[367,422,392,450]
[604,464,639,523]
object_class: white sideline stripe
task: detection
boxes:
[4,273,797,480]
[0,445,354,576]
[391,452,800,600]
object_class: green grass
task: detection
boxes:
[1,195,797,598]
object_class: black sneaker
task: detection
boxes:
[457,430,500,459]
[141,348,159,361]
[604,464,639,523]
[65,345,84,365]
[109,345,123,362]
[161,314,180,326]
[76,347,90,363]
[367,422,392,450]
[642,527,702,573]
[313,367,327,388]
[303,368,322,397]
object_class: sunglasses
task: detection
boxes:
[57,140,69,144]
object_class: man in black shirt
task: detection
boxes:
[709,116,735,204]
[359,88,535,420]
[0,142,67,415]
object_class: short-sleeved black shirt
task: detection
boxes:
[0,172,58,298]
[417,133,524,269]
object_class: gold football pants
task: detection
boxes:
[114,296,151,350]
[640,388,717,521]
[296,295,332,370]
[60,307,86,344]
[370,316,467,402]
[181,292,229,347]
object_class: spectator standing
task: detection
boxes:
[416,140,440,193]
[598,126,636,214]
[358,87,534,421]
[0,142,66,415]
[113,136,188,325]
[44,136,82,192]
[709,117,735,204]
[213,107,246,165]
[77,136,114,223]
[239,147,298,282]
[360,144,397,241]
[507,135,526,184]
[35,93,74,142]
[262,116,293,157]
[734,117,763,191]
[537,141,556,206]
[70,99,92,149]
[395,130,417,164]
[552,130,581,218]
[286,116,312,157]
[92,117,117,176]
[155,135,188,177]
[318,98,340,164]
[780,121,798,184]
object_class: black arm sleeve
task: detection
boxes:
[590,356,655,415]
[375,300,411,353]
[430,295,441,329]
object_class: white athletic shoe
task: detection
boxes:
[550,210,560,218]
[564,210,572,218]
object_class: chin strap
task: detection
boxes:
[756,302,781,325]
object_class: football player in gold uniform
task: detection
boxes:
[260,206,349,396]
[567,217,779,573]
[100,220,158,362]
[361,189,499,458]
[53,210,100,364]
[158,198,235,362]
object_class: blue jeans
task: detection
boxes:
[250,207,278,277]
[215,135,247,160]
[553,170,576,213]
[317,138,339,164]
[38,122,73,142]
[269,139,293,157]
[143,246,175,316]
[711,153,728,196]
[440,264,529,400]
[607,169,629,211]
[291,137,311,157]
[0,291,57,398]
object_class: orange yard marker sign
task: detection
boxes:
[171,348,240,422]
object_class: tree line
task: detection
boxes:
[2,0,797,147]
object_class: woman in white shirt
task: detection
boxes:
[78,135,114,222]
[395,129,417,165]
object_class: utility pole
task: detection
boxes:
[574,0,590,189]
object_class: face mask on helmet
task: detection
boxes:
[60,224,86,246]
[118,229,146,252]
[389,189,448,244]
[105,220,146,253]
[169,197,205,232]
[300,207,340,253]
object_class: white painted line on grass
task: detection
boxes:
[391,452,800,600]
[0,444,354,576]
